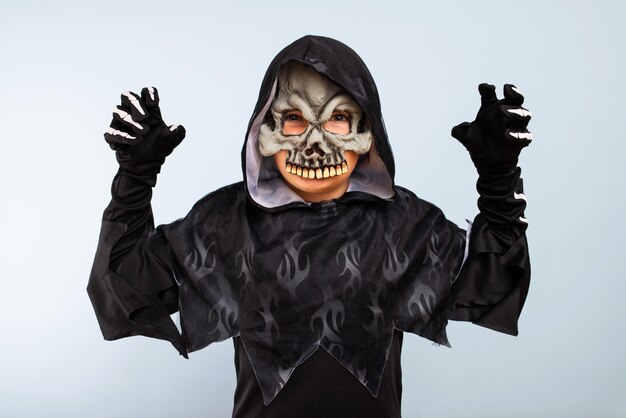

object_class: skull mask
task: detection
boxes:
[258,61,373,180]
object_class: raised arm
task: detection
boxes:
[87,87,188,355]
[448,83,532,335]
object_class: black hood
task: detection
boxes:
[242,35,395,210]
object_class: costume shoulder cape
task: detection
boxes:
[159,182,464,403]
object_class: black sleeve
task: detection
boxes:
[87,169,187,357]
[447,167,530,336]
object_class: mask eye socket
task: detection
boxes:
[282,111,308,135]
[324,111,351,135]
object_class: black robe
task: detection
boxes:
[88,35,530,417]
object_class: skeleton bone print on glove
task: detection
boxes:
[258,61,372,179]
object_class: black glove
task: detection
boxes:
[104,87,186,176]
[451,83,532,174]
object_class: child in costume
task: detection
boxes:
[88,35,532,418]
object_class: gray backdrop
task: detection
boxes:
[1,1,624,417]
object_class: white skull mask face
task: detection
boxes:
[258,61,373,179]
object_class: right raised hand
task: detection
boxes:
[105,87,186,175]
[451,83,532,174]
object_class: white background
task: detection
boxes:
[1,1,625,416]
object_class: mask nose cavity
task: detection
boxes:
[305,142,325,157]
[301,127,330,163]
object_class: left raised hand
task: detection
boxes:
[451,83,532,173]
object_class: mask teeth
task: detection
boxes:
[285,161,348,179]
